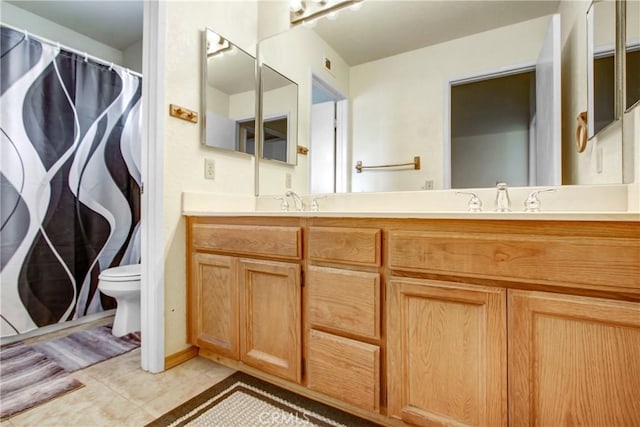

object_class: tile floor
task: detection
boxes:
[1,319,235,427]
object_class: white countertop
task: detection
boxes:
[182,184,640,221]
[182,210,640,221]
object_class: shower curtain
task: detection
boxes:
[0,26,142,338]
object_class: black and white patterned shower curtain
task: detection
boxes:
[0,26,142,338]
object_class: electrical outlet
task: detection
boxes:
[204,158,215,180]
[424,180,434,190]
[285,173,292,189]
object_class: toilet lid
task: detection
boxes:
[99,264,141,281]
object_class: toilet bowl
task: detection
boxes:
[98,264,141,337]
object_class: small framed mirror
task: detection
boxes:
[202,28,257,155]
[260,64,298,164]
[587,0,617,138]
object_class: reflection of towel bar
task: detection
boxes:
[355,156,421,173]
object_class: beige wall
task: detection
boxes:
[163,0,258,356]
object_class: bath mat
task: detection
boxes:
[146,371,381,427]
[30,324,140,372]
[0,342,84,419]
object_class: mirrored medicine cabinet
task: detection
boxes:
[201,28,299,168]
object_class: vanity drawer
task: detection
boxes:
[192,224,301,260]
[308,227,381,267]
[388,230,640,290]
[307,329,380,412]
[307,266,380,340]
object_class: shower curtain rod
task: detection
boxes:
[1,22,143,78]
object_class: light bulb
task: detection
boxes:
[289,0,304,13]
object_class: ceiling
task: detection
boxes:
[313,0,560,66]
[6,0,143,50]
[6,1,560,63]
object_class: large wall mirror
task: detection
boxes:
[202,28,257,155]
[587,0,616,138]
[257,1,567,195]
[256,0,636,196]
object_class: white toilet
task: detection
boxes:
[98,264,141,337]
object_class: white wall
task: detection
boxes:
[163,0,258,356]
[2,2,124,66]
[349,15,550,192]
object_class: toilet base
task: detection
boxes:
[111,296,141,337]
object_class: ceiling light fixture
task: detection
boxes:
[290,0,363,26]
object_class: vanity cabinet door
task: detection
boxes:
[238,259,302,383]
[387,278,507,427]
[189,253,238,359]
[508,290,640,427]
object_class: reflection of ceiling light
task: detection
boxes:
[207,35,233,58]
[290,0,363,26]
[327,11,338,20]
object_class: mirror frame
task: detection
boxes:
[586,0,621,140]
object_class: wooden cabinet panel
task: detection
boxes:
[307,266,380,340]
[388,230,640,290]
[508,290,640,427]
[192,224,301,259]
[387,278,507,427]
[307,329,380,412]
[239,259,301,383]
[189,253,238,358]
[308,226,381,266]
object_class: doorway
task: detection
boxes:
[310,75,348,193]
[450,70,536,188]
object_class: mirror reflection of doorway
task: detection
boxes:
[450,70,536,188]
[310,75,348,193]
[447,14,561,189]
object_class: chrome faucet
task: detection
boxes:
[456,191,483,212]
[494,182,511,212]
[524,188,556,212]
[285,190,305,212]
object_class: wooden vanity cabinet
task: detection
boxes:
[187,216,639,427]
[187,217,303,383]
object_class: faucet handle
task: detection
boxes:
[456,192,483,212]
[524,188,556,212]
[274,196,289,212]
[310,195,327,212]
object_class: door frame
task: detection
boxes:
[140,0,166,373]
[310,74,349,192]
[443,62,535,189]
